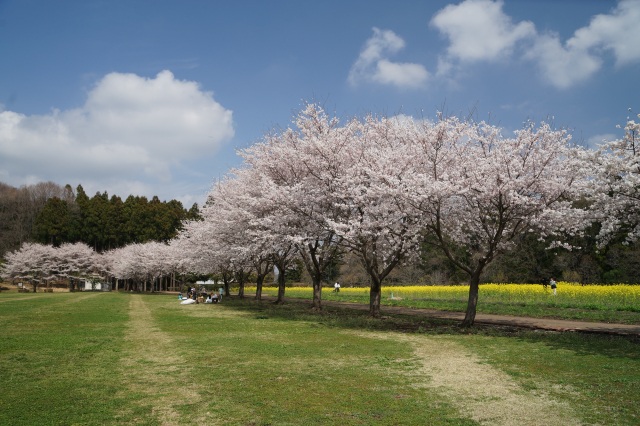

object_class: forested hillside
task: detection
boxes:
[0,182,200,256]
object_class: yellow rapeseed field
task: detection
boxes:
[253,282,640,311]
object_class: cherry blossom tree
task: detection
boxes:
[53,242,98,290]
[104,244,142,290]
[256,107,427,317]
[2,242,99,291]
[175,173,273,299]
[329,114,424,317]
[105,242,174,292]
[238,104,351,309]
[588,114,640,247]
[405,116,591,325]
[1,243,55,291]
[211,173,276,299]
[170,102,592,327]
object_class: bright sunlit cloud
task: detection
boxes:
[528,0,640,88]
[430,0,535,63]
[0,70,234,202]
[349,27,429,89]
[568,0,640,67]
[352,0,640,90]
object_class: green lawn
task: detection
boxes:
[0,292,638,425]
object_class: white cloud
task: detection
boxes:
[430,0,640,89]
[525,33,602,89]
[349,27,429,89]
[0,70,234,202]
[568,0,640,67]
[372,59,430,89]
[526,0,640,89]
[430,0,535,62]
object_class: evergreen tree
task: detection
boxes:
[33,197,71,246]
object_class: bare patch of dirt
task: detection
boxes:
[352,331,583,426]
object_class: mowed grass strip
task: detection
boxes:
[0,292,638,425]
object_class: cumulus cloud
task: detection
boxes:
[529,0,640,88]
[568,0,640,67]
[430,0,535,63]
[349,27,429,89]
[430,0,640,89]
[0,70,234,202]
[524,34,602,89]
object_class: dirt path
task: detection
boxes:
[355,331,582,426]
[117,295,215,425]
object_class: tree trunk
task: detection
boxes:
[312,276,322,311]
[297,243,326,311]
[275,270,286,304]
[222,273,232,299]
[271,259,288,304]
[237,272,246,299]
[253,262,271,301]
[462,272,481,327]
[255,274,264,301]
[369,277,382,317]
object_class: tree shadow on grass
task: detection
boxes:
[225,296,640,361]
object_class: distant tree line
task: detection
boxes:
[0,181,200,257]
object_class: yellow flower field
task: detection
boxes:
[252,282,640,311]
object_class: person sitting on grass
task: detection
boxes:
[205,293,219,304]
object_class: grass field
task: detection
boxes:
[0,291,638,425]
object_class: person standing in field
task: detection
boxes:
[550,278,557,295]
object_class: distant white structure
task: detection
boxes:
[196,279,217,285]
[81,279,111,291]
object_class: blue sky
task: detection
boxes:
[1,0,639,207]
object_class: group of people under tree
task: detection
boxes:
[179,286,225,304]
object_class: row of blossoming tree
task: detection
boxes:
[3,104,640,326]
[0,241,180,293]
